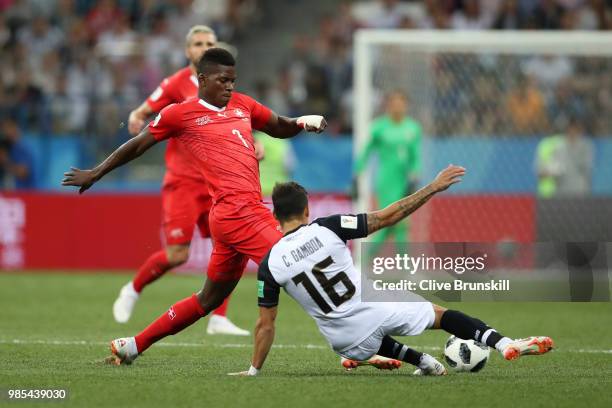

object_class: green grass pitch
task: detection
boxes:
[1,272,611,408]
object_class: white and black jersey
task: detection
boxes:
[258,214,397,352]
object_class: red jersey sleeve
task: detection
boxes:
[146,78,178,112]
[243,95,272,130]
[148,103,183,141]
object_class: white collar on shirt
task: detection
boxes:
[198,98,227,112]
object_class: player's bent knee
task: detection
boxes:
[197,279,238,312]
[431,304,447,329]
[166,245,190,266]
[198,294,225,312]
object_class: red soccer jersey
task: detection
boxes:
[146,67,202,184]
[148,93,273,203]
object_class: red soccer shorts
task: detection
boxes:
[207,199,282,282]
[161,179,212,246]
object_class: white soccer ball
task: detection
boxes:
[443,335,490,372]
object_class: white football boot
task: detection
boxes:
[106,337,139,365]
[112,282,139,323]
[502,336,554,361]
[413,353,448,376]
[206,315,250,336]
[341,355,402,371]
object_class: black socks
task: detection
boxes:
[377,335,424,367]
[440,309,504,348]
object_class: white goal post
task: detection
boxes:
[353,30,612,215]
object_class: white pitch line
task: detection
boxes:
[1,339,611,354]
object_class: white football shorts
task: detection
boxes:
[337,302,435,361]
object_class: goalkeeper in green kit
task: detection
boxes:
[355,91,422,256]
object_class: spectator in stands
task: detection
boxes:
[144,12,183,73]
[96,13,137,64]
[16,15,64,67]
[451,0,494,30]
[253,79,288,116]
[535,117,593,197]
[433,69,463,136]
[505,74,548,135]
[493,0,528,29]
[548,79,585,131]
[167,0,211,44]
[281,35,319,116]
[1,0,611,178]
[86,0,125,39]
[354,0,411,29]
[522,54,574,98]
[0,118,34,189]
[331,1,359,44]
[7,70,46,132]
[579,0,612,30]
[530,0,565,29]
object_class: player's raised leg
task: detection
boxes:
[112,188,248,334]
[108,276,241,365]
[108,241,250,364]
[431,304,554,361]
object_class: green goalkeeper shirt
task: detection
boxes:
[355,115,422,205]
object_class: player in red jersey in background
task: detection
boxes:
[113,25,254,336]
[62,48,327,365]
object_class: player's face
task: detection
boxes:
[387,94,407,117]
[186,32,217,66]
[201,65,237,107]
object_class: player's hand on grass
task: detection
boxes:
[62,167,97,194]
[432,164,466,192]
[297,115,327,133]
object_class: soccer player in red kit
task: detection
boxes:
[62,48,327,365]
[113,25,252,336]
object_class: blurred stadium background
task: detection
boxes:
[1,0,611,273]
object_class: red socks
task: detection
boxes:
[133,250,172,293]
[135,294,206,353]
[212,296,229,317]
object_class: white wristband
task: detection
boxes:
[247,365,259,376]
[296,115,324,130]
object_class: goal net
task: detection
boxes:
[353,30,612,249]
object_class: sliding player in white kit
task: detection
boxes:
[231,165,554,376]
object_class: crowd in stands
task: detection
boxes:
[0,0,258,142]
[279,0,612,135]
[1,0,611,189]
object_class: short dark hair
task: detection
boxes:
[197,47,235,75]
[272,182,309,223]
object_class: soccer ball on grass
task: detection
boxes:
[443,335,490,372]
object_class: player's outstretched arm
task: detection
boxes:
[366,164,466,235]
[260,112,327,139]
[61,128,159,194]
[251,306,277,370]
[229,306,277,376]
